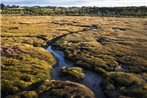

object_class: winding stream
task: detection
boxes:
[47,46,105,98]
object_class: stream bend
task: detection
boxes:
[47,46,105,98]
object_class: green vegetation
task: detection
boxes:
[1,15,147,98]
[51,16,147,98]
[1,4,147,17]
[9,80,95,98]
[61,67,85,80]
[1,44,56,97]
[1,16,94,97]
[102,72,147,98]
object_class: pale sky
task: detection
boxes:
[1,0,147,7]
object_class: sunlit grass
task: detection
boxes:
[1,15,147,98]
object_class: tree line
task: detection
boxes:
[1,4,147,17]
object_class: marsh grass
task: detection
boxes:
[1,15,147,98]
[52,16,147,98]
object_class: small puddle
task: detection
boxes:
[47,46,105,98]
[89,25,97,30]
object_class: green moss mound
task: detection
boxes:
[1,44,56,97]
[61,67,85,80]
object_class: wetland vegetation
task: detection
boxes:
[1,6,147,98]
[1,4,147,17]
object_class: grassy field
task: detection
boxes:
[52,16,147,98]
[1,15,94,98]
[1,15,147,98]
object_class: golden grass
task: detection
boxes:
[1,15,147,98]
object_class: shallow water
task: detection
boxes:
[47,46,105,98]
[89,25,97,30]
[47,46,73,80]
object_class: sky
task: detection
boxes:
[1,0,147,7]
